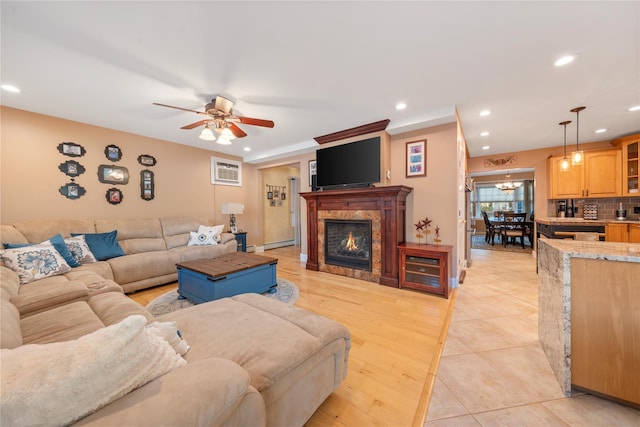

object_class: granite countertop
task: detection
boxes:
[536,218,640,226]
[538,238,640,262]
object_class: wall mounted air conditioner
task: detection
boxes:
[211,157,242,186]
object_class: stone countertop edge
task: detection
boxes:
[538,238,640,262]
[536,218,640,225]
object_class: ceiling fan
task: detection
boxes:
[153,96,274,142]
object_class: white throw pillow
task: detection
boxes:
[0,241,71,285]
[0,315,186,427]
[187,224,224,246]
[187,231,218,246]
[64,235,97,264]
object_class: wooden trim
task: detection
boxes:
[313,119,390,144]
[301,186,412,287]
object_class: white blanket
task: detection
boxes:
[1,315,186,427]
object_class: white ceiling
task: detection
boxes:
[1,2,639,164]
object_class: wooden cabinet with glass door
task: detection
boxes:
[616,134,639,196]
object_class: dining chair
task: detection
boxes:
[501,212,528,248]
[481,211,498,245]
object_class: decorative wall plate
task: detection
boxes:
[137,154,156,166]
[57,142,86,157]
[105,144,122,162]
[58,160,86,177]
[106,187,123,205]
[59,183,86,199]
[140,169,154,200]
[97,164,129,184]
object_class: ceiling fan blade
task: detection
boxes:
[228,122,248,138]
[237,116,275,128]
[153,102,209,116]
[214,96,234,114]
[181,120,209,130]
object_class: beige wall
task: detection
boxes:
[467,140,614,220]
[0,107,268,245]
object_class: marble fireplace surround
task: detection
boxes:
[301,186,412,286]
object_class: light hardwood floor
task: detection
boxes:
[128,246,454,426]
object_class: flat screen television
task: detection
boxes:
[316,136,380,189]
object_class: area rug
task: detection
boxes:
[146,278,299,317]
[471,234,533,254]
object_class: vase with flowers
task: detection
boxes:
[434,226,441,244]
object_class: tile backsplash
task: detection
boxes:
[546,197,640,220]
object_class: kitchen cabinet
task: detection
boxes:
[548,149,621,199]
[548,157,583,199]
[606,223,640,243]
[616,134,639,196]
[571,258,640,406]
[397,243,452,298]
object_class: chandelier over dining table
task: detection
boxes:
[495,171,522,193]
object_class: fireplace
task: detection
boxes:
[324,219,372,271]
[301,186,412,286]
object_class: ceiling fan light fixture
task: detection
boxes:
[217,127,237,140]
[216,137,232,146]
[199,124,216,141]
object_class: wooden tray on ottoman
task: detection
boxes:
[176,252,278,303]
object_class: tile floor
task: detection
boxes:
[426,248,640,426]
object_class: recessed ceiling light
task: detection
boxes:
[554,55,575,67]
[595,128,607,134]
[482,146,490,150]
[395,102,407,110]
[480,131,490,137]
[1,84,20,93]
[629,105,640,112]
[243,147,251,152]
[479,110,491,117]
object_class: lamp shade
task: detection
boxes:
[221,203,244,215]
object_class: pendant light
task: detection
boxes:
[495,170,522,192]
[559,120,572,171]
[571,106,585,165]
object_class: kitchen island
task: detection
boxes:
[537,238,640,406]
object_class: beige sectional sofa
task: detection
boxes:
[0,217,351,426]
[1,216,238,294]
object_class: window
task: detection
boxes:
[472,181,533,219]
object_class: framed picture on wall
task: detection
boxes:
[406,140,426,178]
[97,165,130,184]
[104,145,122,162]
[57,142,86,157]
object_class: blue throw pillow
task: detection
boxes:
[3,234,81,268]
[71,230,125,261]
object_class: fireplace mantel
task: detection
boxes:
[301,185,412,287]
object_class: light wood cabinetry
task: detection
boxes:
[606,222,640,243]
[548,157,583,199]
[548,149,621,199]
[617,134,639,196]
[571,258,640,406]
[397,243,452,298]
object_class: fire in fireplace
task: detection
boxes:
[324,219,372,271]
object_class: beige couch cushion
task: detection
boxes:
[161,216,213,249]
[0,225,29,246]
[11,220,95,243]
[11,280,89,317]
[1,299,22,349]
[95,218,166,254]
[21,301,105,344]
